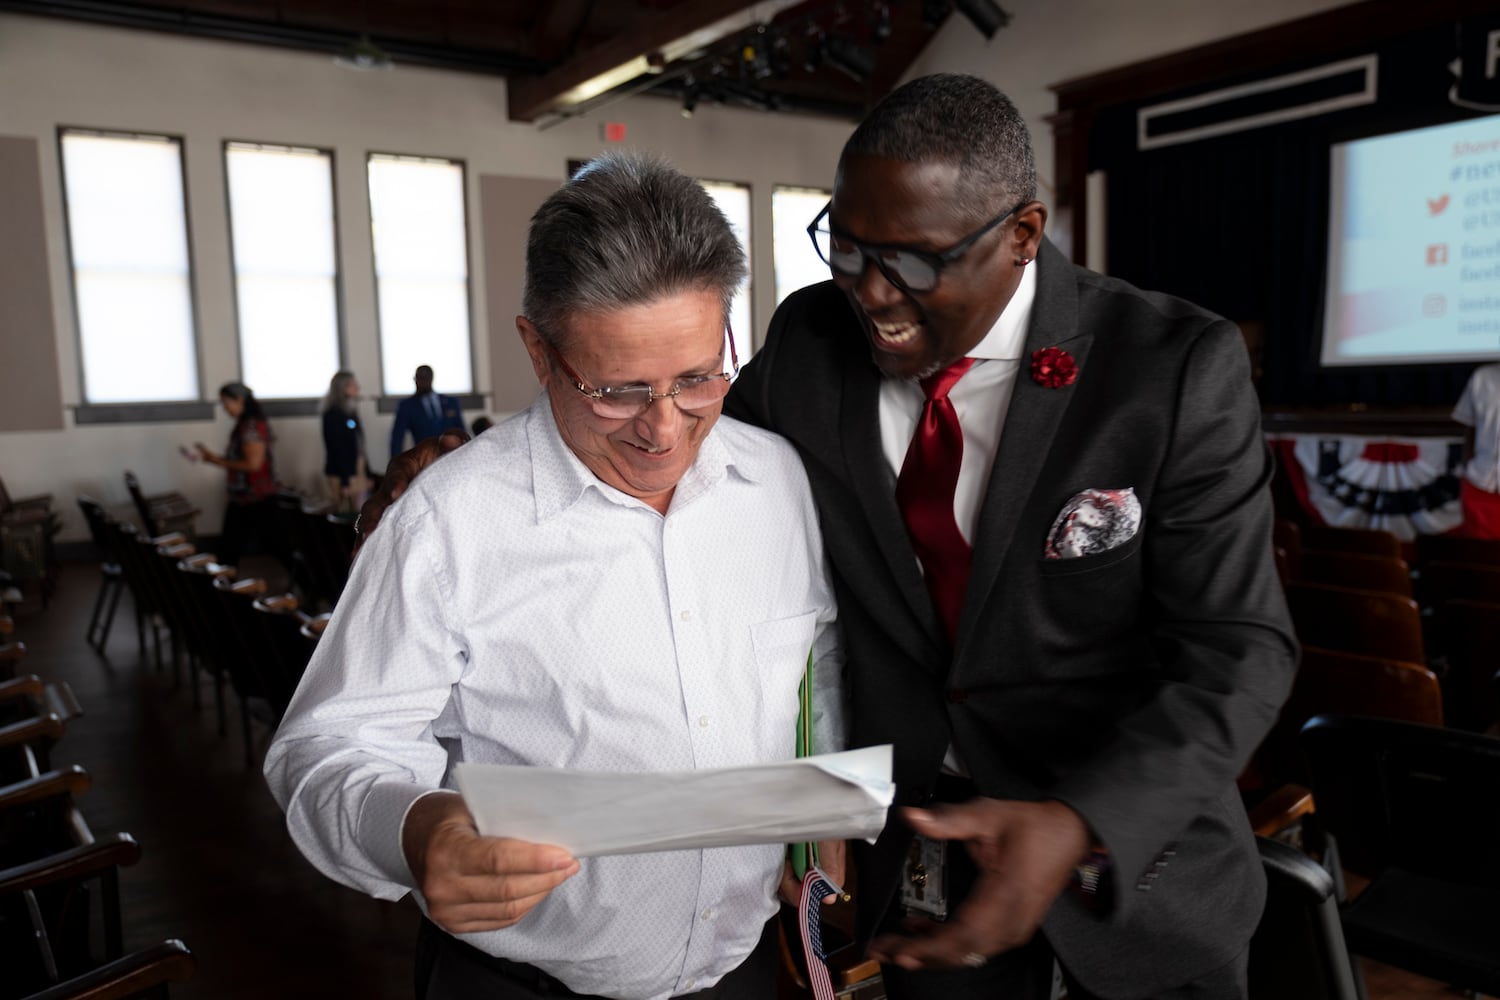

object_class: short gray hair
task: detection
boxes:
[523,152,746,349]
[842,73,1035,224]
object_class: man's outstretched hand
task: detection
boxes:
[354,430,469,555]
[868,798,1092,972]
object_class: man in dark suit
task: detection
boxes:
[721,74,1295,999]
[390,364,465,463]
[359,74,1295,1000]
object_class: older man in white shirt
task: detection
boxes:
[265,152,843,1000]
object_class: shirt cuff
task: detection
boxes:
[360,782,455,887]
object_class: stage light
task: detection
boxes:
[953,0,1010,40]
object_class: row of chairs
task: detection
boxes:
[77,496,328,768]
[1248,520,1500,997]
[1273,521,1500,734]
[0,611,195,998]
[0,477,61,611]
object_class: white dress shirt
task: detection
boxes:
[265,393,844,1000]
[1454,361,1500,492]
[877,260,1037,776]
[878,258,1038,542]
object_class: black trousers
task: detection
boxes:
[415,915,779,1000]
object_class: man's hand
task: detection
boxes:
[354,430,468,555]
[403,791,579,934]
[779,839,847,906]
[868,798,1091,971]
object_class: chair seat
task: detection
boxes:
[1342,867,1500,994]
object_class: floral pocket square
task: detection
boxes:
[1044,487,1141,560]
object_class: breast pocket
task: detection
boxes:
[750,611,819,739]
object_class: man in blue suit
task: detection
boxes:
[390,365,464,464]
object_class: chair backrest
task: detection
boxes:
[122,471,153,533]
[1297,550,1412,598]
[1299,714,1500,884]
[1254,647,1442,789]
[1248,837,1362,1000]
[1301,524,1402,559]
[1434,599,1500,733]
[1283,582,1425,663]
[1415,532,1500,570]
[1421,560,1500,607]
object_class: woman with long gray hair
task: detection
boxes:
[320,370,368,508]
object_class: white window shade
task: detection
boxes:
[699,179,753,355]
[369,155,473,396]
[60,131,198,404]
[226,143,341,398]
[773,185,832,306]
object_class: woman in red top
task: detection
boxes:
[197,382,280,567]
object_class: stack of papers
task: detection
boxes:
[455,745,894,857]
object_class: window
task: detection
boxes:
[368,154,473,396]
[59,130,198,404]
[225,142,340,398]
[773,185,832,306]
[698,179,753,354]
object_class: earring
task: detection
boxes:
[1016,257,1032,266]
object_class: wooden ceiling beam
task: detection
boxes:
[506,0,801,123]
[524,0,594,63]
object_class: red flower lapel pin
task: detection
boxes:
[1030,347,1077,388]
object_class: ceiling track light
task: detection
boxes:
[333,32,394,71]
[822,35,876,83]
[952,0,1011,40]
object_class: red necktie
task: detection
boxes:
[896,357,976,644]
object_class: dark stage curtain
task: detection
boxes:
[1092,19,1491,409]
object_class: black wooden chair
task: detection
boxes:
[122,472,198,540]
[1299,715,1500,996]
[1248,836,1365,1000]
[75,497,127,653]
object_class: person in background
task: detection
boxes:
[470,414,494,437]
[389,364,464,463]
[1452,361,1500,538]
[266,152,844,1000]
[197,381,279,567]
[321,370,368,511]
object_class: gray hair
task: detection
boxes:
[322,370,358,414]
[842,73,1036,224]
[522,152,746,349]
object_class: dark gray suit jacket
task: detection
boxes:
[724,238,1296,995]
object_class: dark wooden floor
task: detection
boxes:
[8,563,1469,1000]
[13,563,418,999]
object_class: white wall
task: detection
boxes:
[0,13,853,540]
[0,3,1355,541]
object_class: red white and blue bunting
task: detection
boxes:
[1270,435,1464,539]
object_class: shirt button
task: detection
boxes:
[698,715,710,728]
[680,610,692,621]
[701,909,713,921]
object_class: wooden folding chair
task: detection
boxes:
[1414,532,1500,570]
[1283,582,1425,664]
[1300,525,1402,559]
[1296,550,1412,598]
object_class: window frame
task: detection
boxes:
[57,125,206,422]
[771,182,834,309]
[221,138,346,403]
[365,150,478,402]
[696,175,756,355]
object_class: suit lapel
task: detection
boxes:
[957,240,1094,657]
[838,351,948,665]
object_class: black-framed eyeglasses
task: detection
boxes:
[807,198,1026,293]
[545,327,740,420]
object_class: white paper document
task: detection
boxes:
[454,745,894,857]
